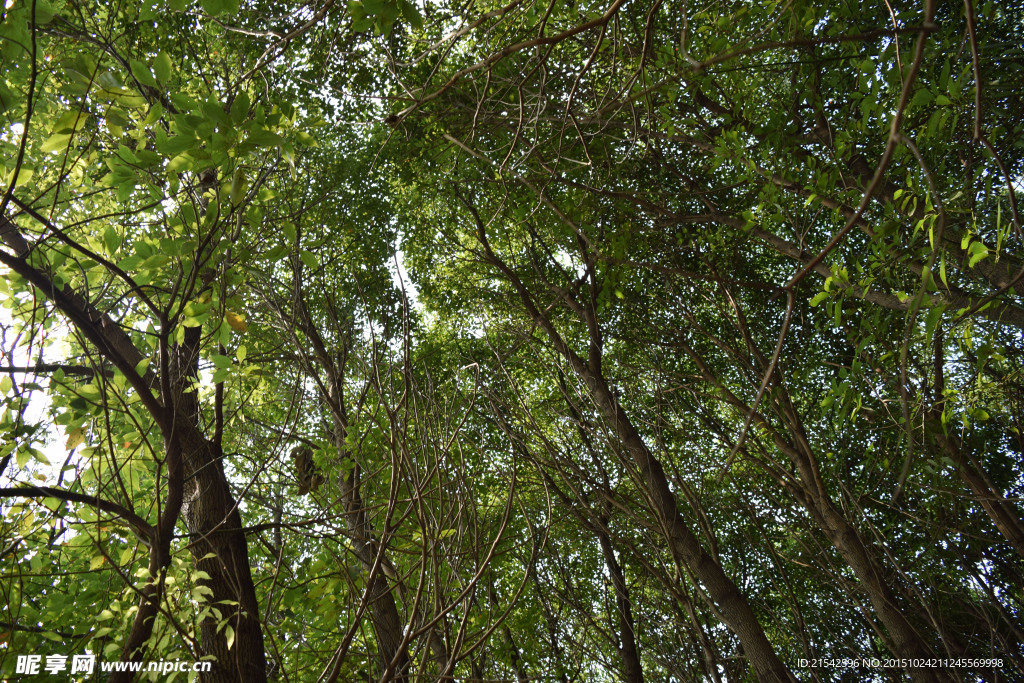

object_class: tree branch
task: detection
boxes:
[0,486,155,541]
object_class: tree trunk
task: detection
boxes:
[597,523,645,683]
[928,420,1024,559]
[329,382,410,681]
[174,329,267,682]
[580,369,794,683]
[475,233,795,682]
[1,220,266,682]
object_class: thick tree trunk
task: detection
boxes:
[2,220,266,682]
[179,435,267,682]
[174,330,267,682]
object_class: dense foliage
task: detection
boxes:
[2,0,1022,681]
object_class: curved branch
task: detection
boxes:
[0,485,155,541]
[0,219,164,430]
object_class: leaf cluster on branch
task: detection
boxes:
[2,0,1022,680]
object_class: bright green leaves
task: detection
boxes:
[299,250,319,270]
[230,167,248,205]
[210,352,234,383]
[39,133,72,154]
[244,126,283,149]
[200,0,239,15]
[103,225,123,254]
[230,90,250,124]
[39,110,90,154]
[967,240,990,268]
[0,0,55,60]
[960,229,992,269]
[349,0,422,35]
[154,92,308,183]
[183,300,212,327]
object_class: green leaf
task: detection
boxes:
[104,226,122,254]
[968,241,989,267]
[201,0,224,14]
[246,127,282,148]
[230,90,251,124]
[52,110,91,133]
[130,59,159,89]
[910,88,933,108]
[34,0,57,23]
[230,168,247,205]
[79,384,101,400]
[40,132,72,153]
[924,305,945,339]
[167,154,193,173]
[400,0,423,30]
[211,354,233,369]
[184,313,210,327]
[157,134,196,157]
[153,51,174,84]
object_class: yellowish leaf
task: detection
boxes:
[66,427,86,451]
[225,310,248,332]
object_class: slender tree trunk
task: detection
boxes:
[580,369,794,683]
[801,493,949,683]
[685,338,953,683]
[928,420,1024,559]
[503,625,529,683]
[597,523,645,683]
[474,229,795,682]
[329,381,410,681]
[752,389,950,683]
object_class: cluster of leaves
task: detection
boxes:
[2,0,1023,681]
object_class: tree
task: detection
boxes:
[2,0,1022,680]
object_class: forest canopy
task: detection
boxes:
[1,0,1023,680]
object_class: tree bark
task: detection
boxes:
[473,225,795,682]
[1,218,266,682]
[597,523,645,683]
[928,420,1024,559]
[688,353,952,683]
[578,368,794,683]
[328,380,410,681]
